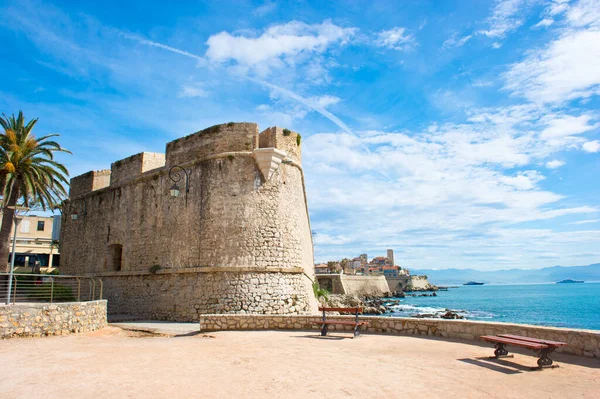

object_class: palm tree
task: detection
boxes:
[0,111,70,272]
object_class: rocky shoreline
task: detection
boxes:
[320,293,464,320]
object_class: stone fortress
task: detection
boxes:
[59,122,318,321]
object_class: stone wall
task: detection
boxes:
[386,276,410,292]
[60,122,318,316]
[198,314,600,359]
[316,274,390,296]
[101,269,314,321]
[341,275,390,296]
[0,300,107,338]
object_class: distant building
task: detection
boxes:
[2,214,61,270]
[386,249,394,266]
[314,263,329,274]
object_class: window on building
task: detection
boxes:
[37,221,45,231]
[107,244,123,272]
[20,220,30,233]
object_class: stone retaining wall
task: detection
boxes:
[103,271,315,321]
[199,314,600,359]
[0,300,107,338]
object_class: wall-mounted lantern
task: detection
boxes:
[169,165,190,206]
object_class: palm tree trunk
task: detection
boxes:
[0,187,20,273]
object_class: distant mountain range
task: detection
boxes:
[410,263,600,285]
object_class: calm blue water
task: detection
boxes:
[384,282,600,330]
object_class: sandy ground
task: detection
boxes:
[1,327,598,399]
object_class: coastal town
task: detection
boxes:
[314,249,437,295]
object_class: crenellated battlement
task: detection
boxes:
[69,122,304,197]
[166,122,259,166]
[69,170,111,198]
[110,152,165,187]
[259,126,302,162]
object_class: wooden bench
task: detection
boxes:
[311,307,369,337]
[481,334,567,368]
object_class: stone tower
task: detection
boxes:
[60,123,319,320]
[387,249,394,266]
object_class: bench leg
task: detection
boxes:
[536,348,556,368]
[493,343,513,358]
[321,324,328,336]
[353,325,360,338]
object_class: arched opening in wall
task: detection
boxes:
[107,244,123,271]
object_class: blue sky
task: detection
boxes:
[1,0,599,270]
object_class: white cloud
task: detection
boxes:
[533,18,554,28]
[307,95,340,109]
[205,20,356,66]
[569,219,600,225]
[566,0,600,27]
[500,171,544,190]
[442,33,472,48]
[252,1,277,17]
[374,27,415,51]
[177,84,208,98]
[547,0,570,16]
[479,0,527,38]
[546,159,565,168]
[582,140,600,152]
[504,28,600,102]
[540,114,597,139]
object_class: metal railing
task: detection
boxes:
[0,273,103,304]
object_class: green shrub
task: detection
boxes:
[227,122,235,127]
[312,282,329,300]
[227,155,235,161]
[283,128,291,136]
[296,134,301,146]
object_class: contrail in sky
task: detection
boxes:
[122,34,353,135]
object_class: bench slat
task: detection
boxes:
[311,321,369,326]
[498,334,567,347]
[481,335,548,349]
[318,307,362,313]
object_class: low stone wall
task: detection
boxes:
[102,270,315,321]
[0,300,107,339]
[316,274,390,296]
[199,314,600,359]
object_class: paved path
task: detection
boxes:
[2,328,598,398]
[110,320,200,336]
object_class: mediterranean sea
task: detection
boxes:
[384,282,600,330]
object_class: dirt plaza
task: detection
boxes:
[1,327,598,398]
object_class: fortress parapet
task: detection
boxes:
[111,152,166,187]
[69,170,111,198]
[166,122,259,166]
[259,126,301,163]
[60,122,317,320]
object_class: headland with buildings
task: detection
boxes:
[314,249,437,297]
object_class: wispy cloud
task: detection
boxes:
[504,0,600,103]
[252,0,277,17]
[374,27,416,51]
[569,219,600,225]
[479,0,528,38]
[442,33,472,49]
